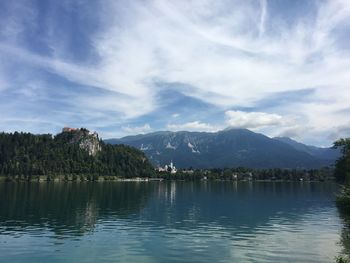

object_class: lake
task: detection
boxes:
[0,181,345,262]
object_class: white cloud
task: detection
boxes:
[121,124,152,134]
[225,110,286,129]
[3,0,350,106]
[167,121,217,132]
[258,0,267,37]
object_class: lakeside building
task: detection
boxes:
[62,127,79,132]
[157,161,177,174]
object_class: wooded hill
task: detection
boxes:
[0,128,155,179]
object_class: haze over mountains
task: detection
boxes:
[105,128,340,169]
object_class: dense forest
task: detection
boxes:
[0,129,155,179]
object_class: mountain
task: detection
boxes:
[274,137,340,161]
[105,128,336,169]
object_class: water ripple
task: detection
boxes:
[0,182,343,262]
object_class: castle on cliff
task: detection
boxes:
[62,127,98,138]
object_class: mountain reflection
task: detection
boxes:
[0,181,341,262]
[146,181,338,231]
[0,181,338,240]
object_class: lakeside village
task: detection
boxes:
[154,161,334,182]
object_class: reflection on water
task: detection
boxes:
[336,205,350,258]
[0,181,343,262]
[0,182,153,238]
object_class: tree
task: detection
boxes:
[334,138,350,182]
[334,139,350,262]
[334,138,350,213]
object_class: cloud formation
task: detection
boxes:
[225,110,284,129]
[122,124,152,134]
[167,121,217,132]
[0,0,349,145]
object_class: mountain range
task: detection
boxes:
[105,128,340,169]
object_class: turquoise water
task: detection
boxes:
[0,181,344,262]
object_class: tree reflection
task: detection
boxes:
[337,206,350,258]
[0,182,154,238]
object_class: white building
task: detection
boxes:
[157,161,177,174]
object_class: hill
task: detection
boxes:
[0,128,154,178]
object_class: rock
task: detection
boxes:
[62,128,102,156]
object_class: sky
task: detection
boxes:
[0,0,349,146]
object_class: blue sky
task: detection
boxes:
[0,0,349,146]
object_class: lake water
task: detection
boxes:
[0,181,345,262]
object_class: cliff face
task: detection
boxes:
[78,134,101,156]
[61,128,101,156]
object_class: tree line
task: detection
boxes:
[156,167,334,181]
[0,130,346,182]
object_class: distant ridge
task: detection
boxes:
[105,128,338,169]
[274,137,340,161]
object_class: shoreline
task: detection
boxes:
[0,175,334,183]
[0,175,162,182]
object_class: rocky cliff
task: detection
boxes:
[61,128,101,156]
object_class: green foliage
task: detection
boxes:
[0,130,154,178]
[336,256,350,263]
[337,186,350,212]
[334,138,350,182]
[334,139,350,260]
